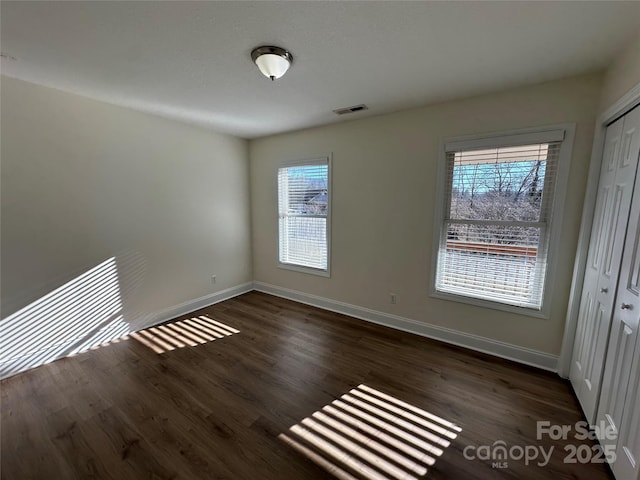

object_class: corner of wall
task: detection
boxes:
[599,32,640,111]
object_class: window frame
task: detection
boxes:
[430,124,575,318]
[277,155,332,277]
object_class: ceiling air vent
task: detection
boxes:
[333,104,368,115]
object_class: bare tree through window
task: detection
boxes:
[437,142,560,308]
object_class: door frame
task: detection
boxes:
[559,82,640,378]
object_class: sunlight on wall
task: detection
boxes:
[0,257,130,378]
[280,384,461,480]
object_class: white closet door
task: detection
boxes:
[570,108,640,422]
[598,105,640,480]
[613,330,640,480]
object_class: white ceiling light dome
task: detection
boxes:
[251,46,293,81]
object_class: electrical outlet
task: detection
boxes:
[211,275,217,284]
[390,293,397,304]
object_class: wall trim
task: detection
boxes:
[0,282,253,379]
[138,282,254,331]
[601,82,640,126]
[253,281,558,372]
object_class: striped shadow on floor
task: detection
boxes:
[129,315,240,354]
[280,384,461,480]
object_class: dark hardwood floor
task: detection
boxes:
[1,291,614,479]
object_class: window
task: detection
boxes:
[278,156,331,275]
[433,126,573,314]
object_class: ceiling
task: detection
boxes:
[1,1,639,139]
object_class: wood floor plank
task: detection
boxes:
[1,291,614,479]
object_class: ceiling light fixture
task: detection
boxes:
[251,46,293,81]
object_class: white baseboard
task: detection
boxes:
[0,282,253,379]
[137,282,253,331]
[253,281,558,372]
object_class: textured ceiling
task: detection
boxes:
[1,1,639,138]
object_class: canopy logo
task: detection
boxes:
[463,440,553,468]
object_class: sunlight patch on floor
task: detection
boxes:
[130,315,239,354]
[280,384,461,480]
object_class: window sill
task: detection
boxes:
[278,262,331,278]
[429,289,549,319]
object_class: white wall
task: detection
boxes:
[250,72,603,357]
[1,76,252,348]
[600,32,640,109]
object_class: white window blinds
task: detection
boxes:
[435,138,563,309]
[278,159,330,272]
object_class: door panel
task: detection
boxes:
[599,316,636,438]
[612,319,640,480]
[614,352,640,480]
[571,290,591,375]
[604,186,624,277]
